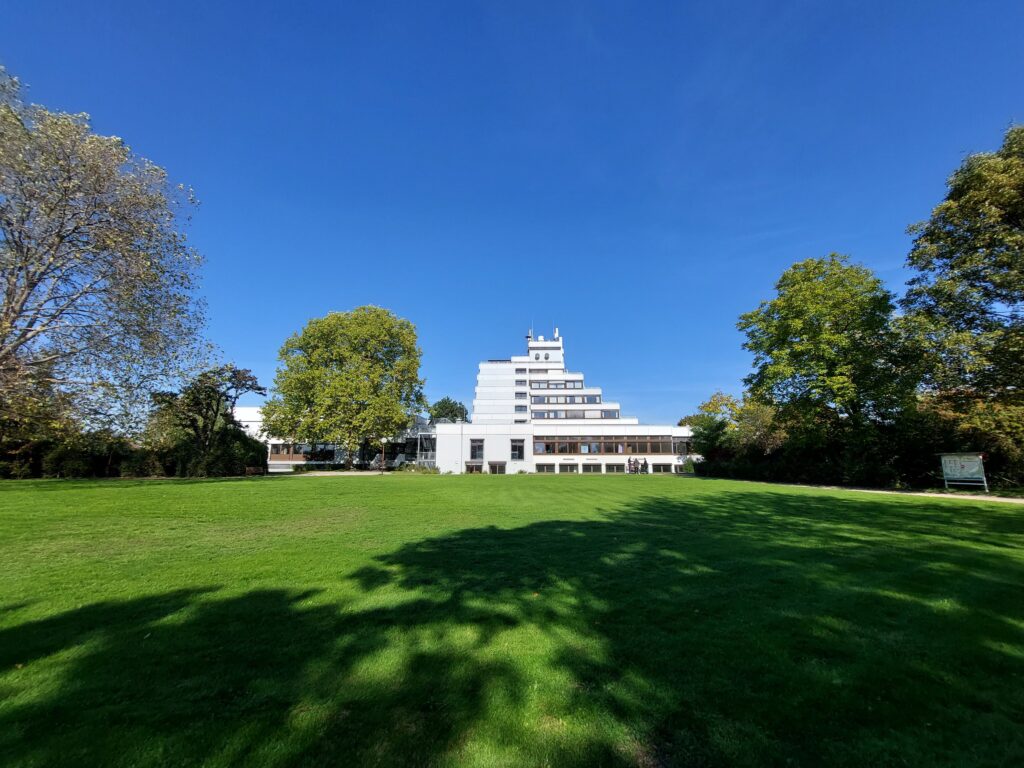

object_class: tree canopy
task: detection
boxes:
[0,66,205,432]
[903,124,1023,398]
[261,307,425,463]
[738,254,918,428]
[428,396,468,423]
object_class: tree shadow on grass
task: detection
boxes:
[1,489,1022,766]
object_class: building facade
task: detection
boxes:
[432,330,692,474]
[237,329,693,474]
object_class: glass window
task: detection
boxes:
[489,462,506,474]
[605,463,625,473]
[511,440,525,460]
[470,439,484,460]
[515,368,527,374]
[601,410,619,419]
[515,392,527,399]
[559,464,578,473]
[516,379,527,386]
[566,410,585,419]
[271,444,283,455]
[536,464,555,473]
[515,405,528,413]
[514,419,527,424]
[582,464,602,473]
[652,464,672,473]
[465,463,483,474]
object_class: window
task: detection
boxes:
[514,419,527,424]
[465,463,483,474]
[470,439,484,460]
[565,410,585,419]
[559,464,578,473]
[515,392,527,399]
[601,410,620,419]
[584,395,601,404]
[532,411,548,419]
[536,464,555,473]
[672,439,691,455]
[515,405,528,413]
[271,443,283,455]
[652,464,672,473]
[674,464,692,474]
[489,462,506,474]
[582,464,602,473]
[605,463,625,473]
[515,368,527,374]
[511,440,525,460]
[516,379,527,386]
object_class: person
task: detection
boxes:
[641,458,649,474]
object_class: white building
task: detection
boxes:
[432,329,693,474]
[237,329,694,474]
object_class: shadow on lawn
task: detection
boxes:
[2,489,1023,766]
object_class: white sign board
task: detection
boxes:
[940,453,988,491]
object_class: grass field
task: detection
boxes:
[1,475,1022,767]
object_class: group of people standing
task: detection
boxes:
[627,457,649,474]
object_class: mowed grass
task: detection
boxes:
[1,476,1023,767]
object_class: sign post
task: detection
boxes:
[939,453,988,492]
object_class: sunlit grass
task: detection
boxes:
[1,475,1022,766]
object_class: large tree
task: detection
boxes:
[150,364,265,475]
[903,124,1023,399]
[738,254,919,429]
[261,306,425,466]
[0,67,205,432]
[428,396,468,423]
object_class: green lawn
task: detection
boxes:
[1,476,1022,767]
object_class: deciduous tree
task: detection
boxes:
[428,396,468,423]
[0,66,205,432]
[261,307,425,467]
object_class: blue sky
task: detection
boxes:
[3,1,1022,422]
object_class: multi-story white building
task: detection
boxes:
[237,329,694,474]
[432,329,692,474]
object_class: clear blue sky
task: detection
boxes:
[3,2,1022,422]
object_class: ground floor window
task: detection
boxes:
[465,462,483,474]
[559,464,578,473]
[674,464,692,474]
[652,464,672,473]
[581,464,602,473]
[488,462,506,474]
[511,439,525,460]
[605,464,625,473]
[536,464,555,473]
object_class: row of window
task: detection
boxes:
[532,410,619,419]
[468,463,679,474]
[514,368,562,375]
[467,438,691,461]
[533,437,691,454]
[535,463,678,474]
[530,380,584,390]
[531,395,600,404]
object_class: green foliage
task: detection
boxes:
[262,306,426,464]
[149,365,265,476]
[0,66,206,433]
[739,255,918,427]
[903,124,1024,397]
[428,396,468,423]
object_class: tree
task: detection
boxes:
[738,255,919,429]
[428,396,468,423]
[150,365,265,475]
[903,124,1023,400]
[0,66,205,433]
[261,306,425,467]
